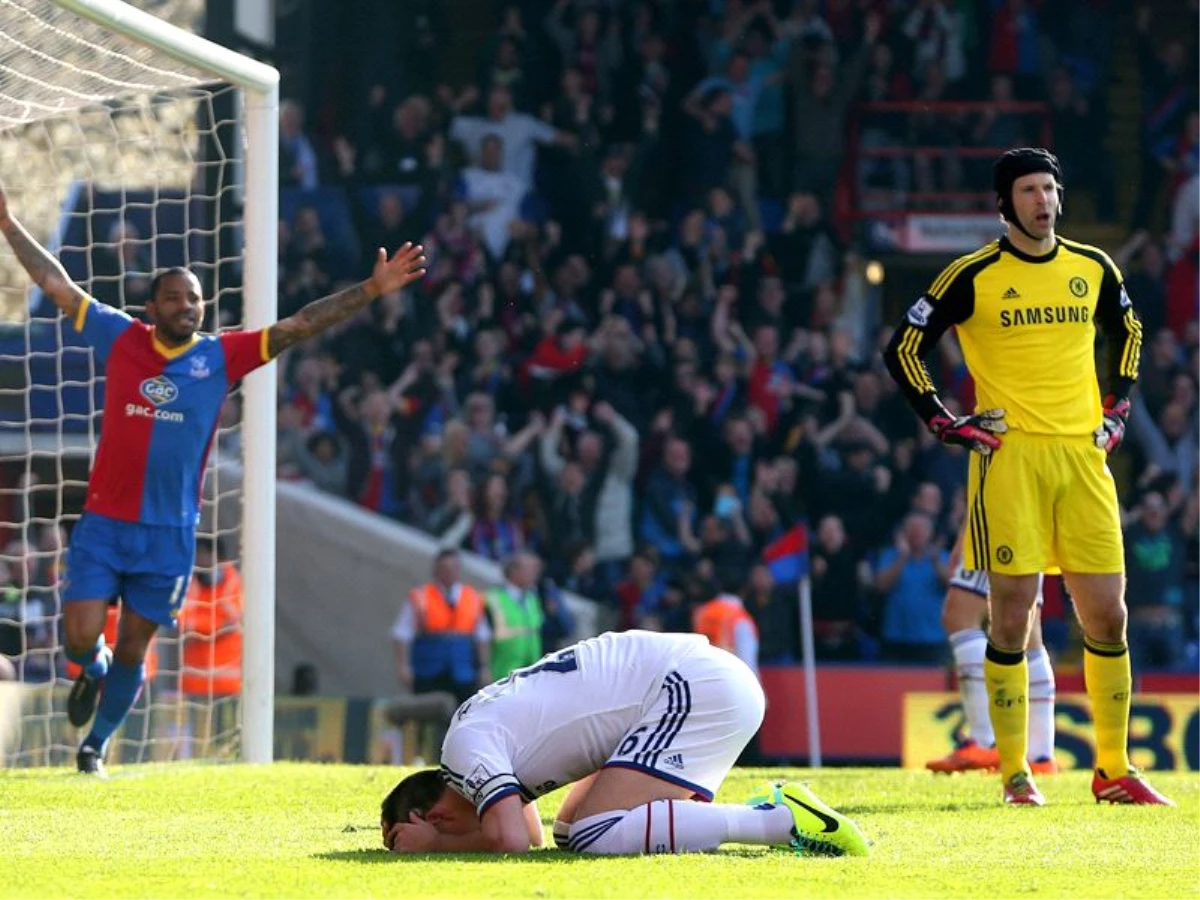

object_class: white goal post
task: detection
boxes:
[0,0,278,764]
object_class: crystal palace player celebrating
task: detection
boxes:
[0,188,426,776]
[382,631,870,857]
[882,148,1171,807]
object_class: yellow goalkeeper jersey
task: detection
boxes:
[884,236,1143,436]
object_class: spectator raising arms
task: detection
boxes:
[256,0,1197,692]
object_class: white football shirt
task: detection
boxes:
[440,630,710,813]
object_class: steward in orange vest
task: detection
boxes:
[391,549,491,703]
[692,593,760,677]
[177,552,243,698]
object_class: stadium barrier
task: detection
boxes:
[758,666,1199,769]
[760,666,945,763]
[6,677,1195,770]
[904,693,1200,772]
[839,100,1052,252]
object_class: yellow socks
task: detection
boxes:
[984,642,1029,782]
[1084,637,1132,779]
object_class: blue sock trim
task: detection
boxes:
[83,659,145,754]
[66,639,110,678]
[85,646,111,678]
[65,643,96,667]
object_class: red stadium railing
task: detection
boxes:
[837,100,1053,250]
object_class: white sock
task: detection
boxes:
[1026,647,1057,761]
[552,819,570,849]
[567,801,794,854]
[949,628,993,747]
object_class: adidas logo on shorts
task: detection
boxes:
[662,752,685,770]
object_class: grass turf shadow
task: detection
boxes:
[315,849,592,864]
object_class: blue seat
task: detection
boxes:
[279,186,361,279]
[758,197,785,234]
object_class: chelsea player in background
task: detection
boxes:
[0,188,426,775]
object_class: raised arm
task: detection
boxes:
[832,20,878,111]
[874,546,909,594]
[539,409,568,477]
[0,190,87,321]
[593,402,639,479]
[503,412,546,460]
[265,244,426,358]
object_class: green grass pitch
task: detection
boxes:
[2,764,1197,899]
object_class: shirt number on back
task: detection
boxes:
[496,648,579,688]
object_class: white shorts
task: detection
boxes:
[949,563,990,598]
[949,563,1045,605]
[602,643,764,800]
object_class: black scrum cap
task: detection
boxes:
[993,147,1063,223]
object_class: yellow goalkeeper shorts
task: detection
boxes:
[963,430,1124,575]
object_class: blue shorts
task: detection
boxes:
[63,512,195,627]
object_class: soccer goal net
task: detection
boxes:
[0,0,278,767]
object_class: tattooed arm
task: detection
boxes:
[0,190,87,321]
[265,243,426,358]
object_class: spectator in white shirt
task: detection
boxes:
[450,85,577,191]
[461,135,528,260]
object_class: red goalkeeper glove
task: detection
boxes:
[928,408,1007,456]
[1094,395,1131,453]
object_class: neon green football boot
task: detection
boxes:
[746,781,871,857]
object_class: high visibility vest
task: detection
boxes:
[409,582,485,633]
[65,605,158,681]
[693,595,757,655]
[409,582,484,684]
[177,564,243,697]
[483,585,543,681]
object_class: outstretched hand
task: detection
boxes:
[369,243,427,296]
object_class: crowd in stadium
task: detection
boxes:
[262,0,1191,672]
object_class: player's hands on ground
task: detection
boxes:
[1094,396,1131,453]
[368,243,427,296]
[928,408,1007,455]
[388,811,438,853]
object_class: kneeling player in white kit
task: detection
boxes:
[926,532,1057,774]
[382,630,870,857]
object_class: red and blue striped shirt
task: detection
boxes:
[74,296,271,526]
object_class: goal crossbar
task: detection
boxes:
[56,0,278,93]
